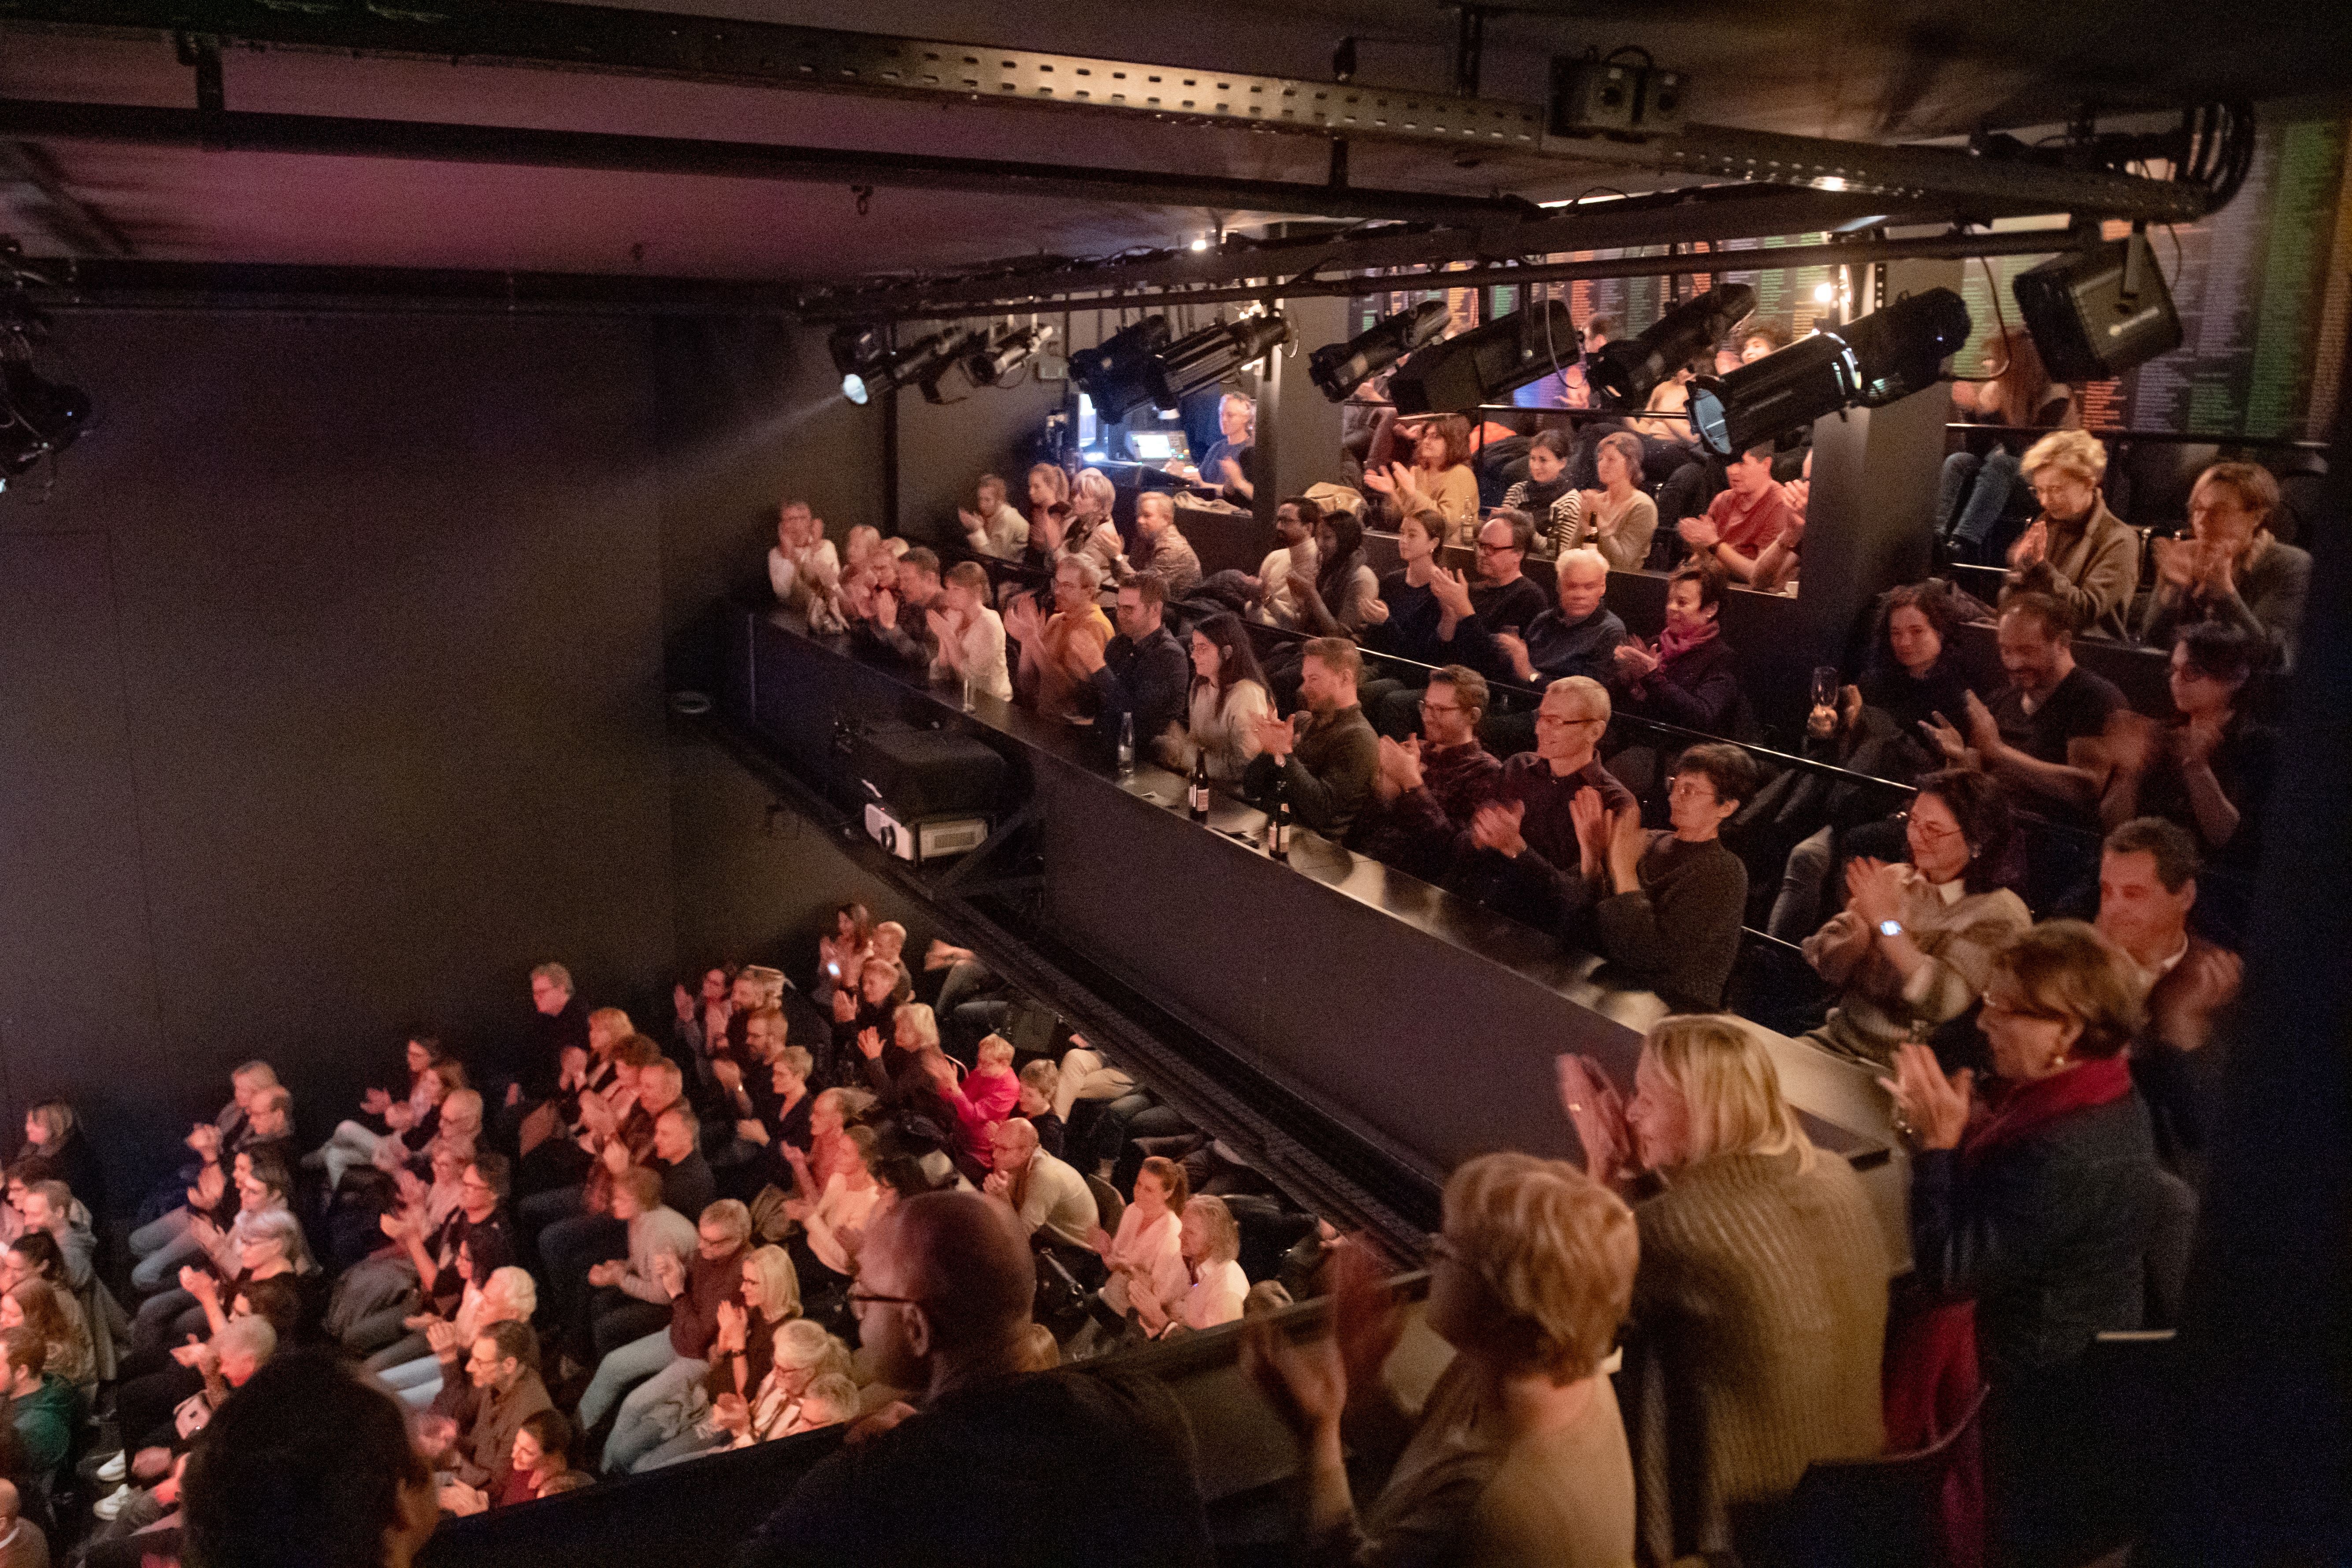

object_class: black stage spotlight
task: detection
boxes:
[917,329,992,404]
[0,361,89,478]
[1588,283,1755,410]
[2012,234,2182,382]
[964,323,1057,387]
[1686,286,1970,457]
[1309,299,1452,402]
[1071,316,1174,423]
[1387,299,1576,415]
[828,322,891,405]
[841,330,968,406]
[1149,313,1291,407]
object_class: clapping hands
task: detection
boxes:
[1880,1041,1972,1150]
[1470,799,1528,858]
[1555,1053,1632,1186]
[1612,638,1659,682]
[1428,565,1475,621]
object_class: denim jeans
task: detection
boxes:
[601,1353,709,1474]
[577,1327,678,1434]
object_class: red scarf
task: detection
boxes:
[1656,615,1721,665]
[1961,1056,2133,1165]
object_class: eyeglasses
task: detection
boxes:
[1475,540,1520,554]
[1906,815,1963,842]
[1535,712,1605,728]
[1418,699,1463,715]
[845,1288,928,1311]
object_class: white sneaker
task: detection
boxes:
[93,1482,135,1522]
[96,1450,126,1484]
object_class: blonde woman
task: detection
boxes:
[713,1318,855,1453]
[2005,429,2136,639]
[1244,1153,1638,1568]
[1559,1016,1889,1566]
[615,1244,801,1472]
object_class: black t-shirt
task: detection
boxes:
[1990,664,2126,766]
[2137,715,2274,863]
[731,1368,1213,1568]
[1467,574,1551,641]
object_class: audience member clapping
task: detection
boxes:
[1454,675,1634,930]
[1561,1016,1889,1565]
[1132,1193,1245,1340]
[1802,769,2031,1067]
[1084,1155,1190,1346]
[1165,612,1273,782]
[371,1263,536,1410]
[2003,430,2136,640]
[306,1035,455,1195]
[1071,575,1191,756]
[1922,588,2124,824]
[1881,920,2159,1564]
[1288,508,1383,638]
[1571,742,1755,1010]
[729,1190,1213,1567]
[686,1317,855,1463]
[579,1199,752,1472]
[623,1245,804,1471]
[1245,1153,1638,1568]
[2141,460,2310,664]
[1349,664,1501,884]
[1243,636,1381,835]
[957,472,1029,560]
[2100,622,2271,862]
[927,560,1014,704]
[1005,555,1114,721]
[1674,441,1792,582]
[768,500,844,631]
[427,1319,554,1501]
[1610,559,1743,738]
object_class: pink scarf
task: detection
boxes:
[1961,1056,2134,1166]
[1655,615,1721,665]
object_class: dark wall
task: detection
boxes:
[0,308,878,1207]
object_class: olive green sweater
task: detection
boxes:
[1619,1148,1891,1566]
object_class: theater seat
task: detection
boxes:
[1085,1172,1125,1238]
[1751,1385,1989,1568]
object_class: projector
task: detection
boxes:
[864,803,989,863]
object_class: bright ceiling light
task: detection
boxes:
[1813,281,1838,304]
[1189,237,1210,252]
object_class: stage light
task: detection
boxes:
[1149,313,1291,407]
[962,323,1057,387]
[1812,281,1837,304]
[0,362,89,479]
[1308,299,1451,402]
[1588,283,1755,410]
[838,329,968,406]
[828,322,890,404]
[1686,286,1971,457]
[1189,237,1210,252]
[917,330,993,404]
[1070,316,1173,423]
[2012,234,2182,381]
[1386,299,1575,415]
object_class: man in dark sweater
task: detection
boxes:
[1073,577,1191,756]
[731,1191,1213,1568]
[1244,638,1380,836]
[1450,675,1638,930]
[861,547,945,669]
[1349,665,1503,883]
[1582,742,1755,1009]
[1462,546,1625,691]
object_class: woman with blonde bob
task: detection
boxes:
[1884,919,2158,1564]
[1244,1152,1640,1568]
[2004,427,2137,639]
[1561,1016,1890,1566]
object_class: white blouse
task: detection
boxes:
[1099,1207,1188,1318]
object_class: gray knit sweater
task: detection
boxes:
[1620,1148,1891,1566]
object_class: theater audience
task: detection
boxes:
[768,500,843,630]
[1250,497,1322,629]
[1006,554,1114,720]
[983,1119,1098,1249]
[1134,1194,1246,1339]
[182,1351,440,1568]
[1455,676,1636,930]
[12,1101,102,1220]
[578,1199,751,1469]
[2101,622,2272,861]
[1350,666,1502,883]
[575,1165,694,1363]
[1883,920,2159,1564]
[2004,430,2136,640]
[1575,743,1754,1010]
[729,1191,1212,1567]
[957,472,1028,560]
[1940,326,2076,560]
[304,1034,451,1194]
[861,546,944,668]
[1120,493,1204,600]
[1610,560,1743,738]
[1847,579,1987,782]
[1562,1015,1889,1567]
[1282,507,1379,641]
[1242,637,1380,835]
[1674,441,1791,582]
[429,1319,555,1498]
[4,1331,73,1485]
[1803,769,2031,1066]
[1162,612,1273,783]
[1246,1153,1637,1568]
[1573,430,1661,573]
[1360,509,1451,675]
[1925,589,2124,823]
[1454,511,1554,661]
[372,1264,536,1410]
[2096,819,2242,1186]
[1189,392,1259,505]
[0,1479,43,1568]
[1500,428,1583,552]
[1366,417,1480,543]
[927,560,1013,704]
[1470,547,1625,708]
[2141,460,2311,665]
[1074,575,1191,756]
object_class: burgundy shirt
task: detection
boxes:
[669,1243,748,1360]
[1494,752,1638,877]
[1705,482,1792,555]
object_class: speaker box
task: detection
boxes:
[849,723,1009,820]
[2013,235,2183,382]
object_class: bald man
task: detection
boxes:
[730,1192,1212,1568]
[0,1479,45,1568]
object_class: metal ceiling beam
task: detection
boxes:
[808,227,2088,323]
[0,1,2212,220]
[0,98,1540,226]
[790,183,1957,318]
[15,255,804,313]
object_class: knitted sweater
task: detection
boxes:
[1623,1149,1891,1566]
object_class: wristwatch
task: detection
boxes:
[1877,919,1905,939]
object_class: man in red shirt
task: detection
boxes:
[1676,442,1791,583]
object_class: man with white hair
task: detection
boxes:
[1120,492,1203,600]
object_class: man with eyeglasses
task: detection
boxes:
[1449,676,1637,931]
[731,1191,1213,1568]
[1350,666,1502,883]
[1379,511,1563,737]
[430,1320,552,1499]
